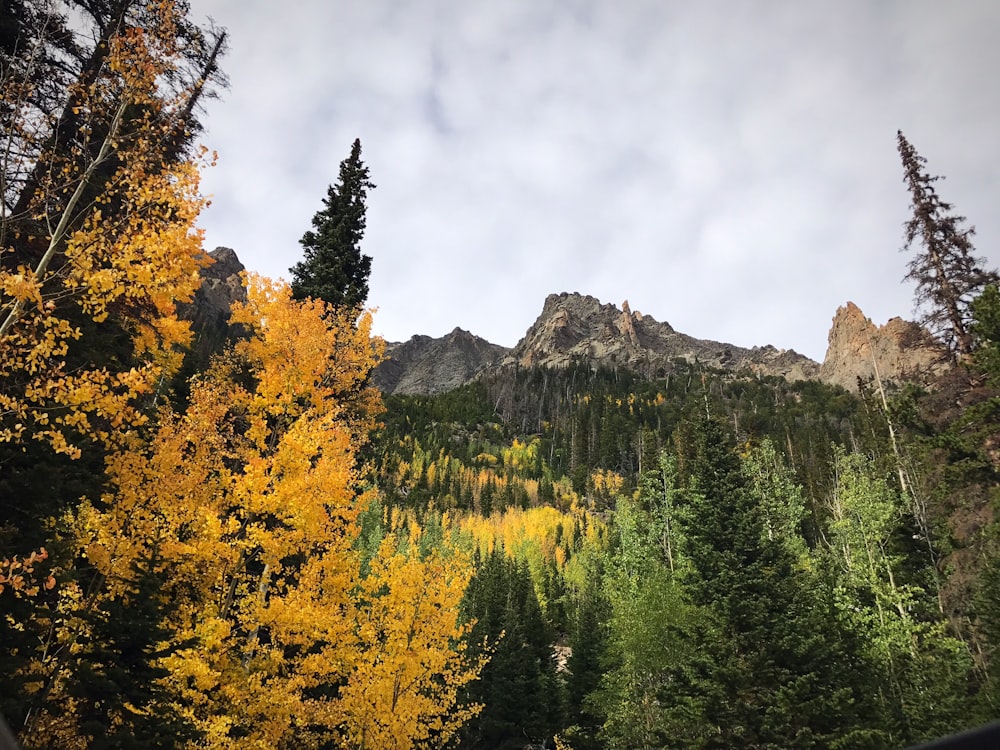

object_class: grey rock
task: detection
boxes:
[374,327,509,395]
[505,292,820,381]
[178,247,246,368]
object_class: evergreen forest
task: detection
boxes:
[2,3,1000,749]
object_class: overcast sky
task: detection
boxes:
[185,0,1000,362]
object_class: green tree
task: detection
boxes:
[825,447,975,745]
[897,130,999,356]
[67,553,201,750]
[460,548,560,749]
[290,138,375,309]
[741,438,808,561]
[564,577,608,746]
[677,417,882,748]
[971,284,1000,381]
[590,493,714,750]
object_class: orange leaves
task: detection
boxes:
[0,548,56,597]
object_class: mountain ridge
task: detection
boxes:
[192,249,947,395]
[503,291,820,381]
[373,292,949,395]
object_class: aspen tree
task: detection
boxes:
[0,0,221,457]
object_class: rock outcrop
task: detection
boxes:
[179,247,247,369]
[818,302,949,391]
[374,328,510,396]
[506,292,820,381]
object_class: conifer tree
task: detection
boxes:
[971,284,1000,381]
[897,130,998,356]
[290,139,375,309]
[677,417,882,747]
[461,549,559,749]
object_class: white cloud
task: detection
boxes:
[188,0,1000,362]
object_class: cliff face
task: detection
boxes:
[373,328,510,396]
[819,302,949,391]
[507,292,820,381]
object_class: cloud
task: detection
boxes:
[189,0,1000,362]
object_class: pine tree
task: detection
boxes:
[460,549,559,749]
[676,416,883,748]
[290,139,375,309]
[897,130,999,356]
[565,579,607,730]
[971,284,1000,381]
[68,553,201,750]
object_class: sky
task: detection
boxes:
[184,0,1000,362]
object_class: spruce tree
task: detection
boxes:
[460,549,559,749]
[290,139,375,309]
[897,130,998,356]
[676,417,883,748]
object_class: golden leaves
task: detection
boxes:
[335,537,485,750]
[68,279,406,746]
[0,0,210,458]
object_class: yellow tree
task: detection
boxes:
[334,536,486,750]
[0,0,217,457]
[0,4,223,744]
[73,277,379,745]
[41,277,484,748]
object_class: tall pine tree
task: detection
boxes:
[897,130,998,356]
[290,138,375,309]
[675,417,883,748]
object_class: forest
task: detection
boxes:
[2,2,1000,749]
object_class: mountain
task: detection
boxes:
[178,246,247,369]
[185,251,947,396]
[818,301,949,391]
[375,293,822,395]
[373,327,509,395]
[505,292,820,381]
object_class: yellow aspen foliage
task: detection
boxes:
[67,277,380,745]
[589,468,625,507]
[334,536,486,750]
[0,0,211,457]
[38,277,480,748]
[502,437,539,472]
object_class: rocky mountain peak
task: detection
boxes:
[179,246,247,368]
[818,301,949,391]
[373,327,509,396]
[507,292,818,380]
[618,300,640,347]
